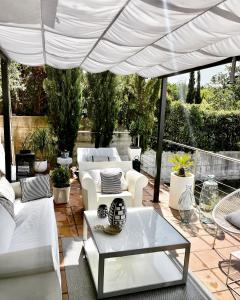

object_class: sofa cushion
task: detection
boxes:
[100,171,121,194]
[0,176,15,203]
[20,175,52,202]
[225,210,240,229]
[0,205,15,254]
[0,176,15,219]
[88,168,128,192]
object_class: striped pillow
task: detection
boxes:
[20,175,52,202]
[100,171,122,194]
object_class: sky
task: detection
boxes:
[168,64,229,86]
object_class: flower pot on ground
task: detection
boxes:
[29,128,57,173]
[168,153,195,210]
[51,166,71,204]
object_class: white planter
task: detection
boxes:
[53,186,70,204]
[128,147,141,161]
[34,160,48,173]
[169,172,195,210]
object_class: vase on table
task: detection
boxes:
[199,175,219,224]
[108,198,127,229]
[178,185,195,224]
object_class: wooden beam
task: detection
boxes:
[153,77,167,202]
[1,57,12,181]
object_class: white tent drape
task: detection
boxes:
[0,0,240,77]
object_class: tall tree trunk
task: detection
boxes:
[186,71,195,104]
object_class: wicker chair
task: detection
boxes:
[212,189,240,248]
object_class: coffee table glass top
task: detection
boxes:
[84,207,189,255]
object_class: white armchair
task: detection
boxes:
[79,161,148,210]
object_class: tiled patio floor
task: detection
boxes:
[56,176,240,300]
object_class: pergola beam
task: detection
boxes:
[1,56,12,181]
[153,77,167,203]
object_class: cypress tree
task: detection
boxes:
[195,70,202,104]
[85,71,118,148]
[44,67,83,156]
[186,71,195,104]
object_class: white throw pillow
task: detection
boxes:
[88,168,128,192]
[0,205,15,254]
[0,176,15,203]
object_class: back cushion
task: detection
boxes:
[88,168,128,192]
[20,175,52,202]
[0,176,15,203]
[100,171,122,194]
[0,205,15,254]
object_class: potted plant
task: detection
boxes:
[29,128,55,173]
[128,121,142,161]
[50,166,71,204]
[168,153,194,210]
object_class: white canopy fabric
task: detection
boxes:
[0,0,240,77]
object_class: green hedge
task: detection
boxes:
[157,101,240,152]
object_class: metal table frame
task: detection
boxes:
[83,209,190,299]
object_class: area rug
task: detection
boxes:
[62,237,214,300]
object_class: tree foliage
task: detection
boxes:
[85,71,119,148]
[195,70,202,104]
[118,75,161,151]
[44,67,83,155]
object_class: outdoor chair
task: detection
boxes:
[212,188,240,248]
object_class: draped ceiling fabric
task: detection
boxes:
[0,0,240,77]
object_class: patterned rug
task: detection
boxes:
[62,237,214,300]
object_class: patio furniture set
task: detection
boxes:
[0,145,239,299]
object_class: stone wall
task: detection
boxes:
[141,150,240,182]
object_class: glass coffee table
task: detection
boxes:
[83,207,190,299]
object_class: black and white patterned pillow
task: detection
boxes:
[100,171,122,194]
[20,175,52,202]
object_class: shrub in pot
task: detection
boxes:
[168,153,194,210]
[29,128,56,172]
[51,166,71,204]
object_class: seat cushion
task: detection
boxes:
[225,210,240,229]
[0,205,15,254]
[0,176,15,219]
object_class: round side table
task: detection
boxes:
[57,157,72,168]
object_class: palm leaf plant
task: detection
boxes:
[169,153,193,177]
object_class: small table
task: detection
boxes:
[57,157,72,168]
[83,207,190,299]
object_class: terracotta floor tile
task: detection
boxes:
[195,250,224,269]
[77,225,83,236]
[213,290,236,300]
[217,247,240,260]
[61,270,68,294]
[60,252,64,270]
[62,294,69,300]
[188,236,212,252]
[211,266,229,284]
[194,269,228,292]
[58,238,62,253]
[226,234,240,246]
[57,225,78,237]
[56,213,75,226]
[201,235,233,249]
[188,253,208,271]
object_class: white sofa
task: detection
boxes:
[0,181,61,300]
[79,161,148,210]
[77,147,121,163]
